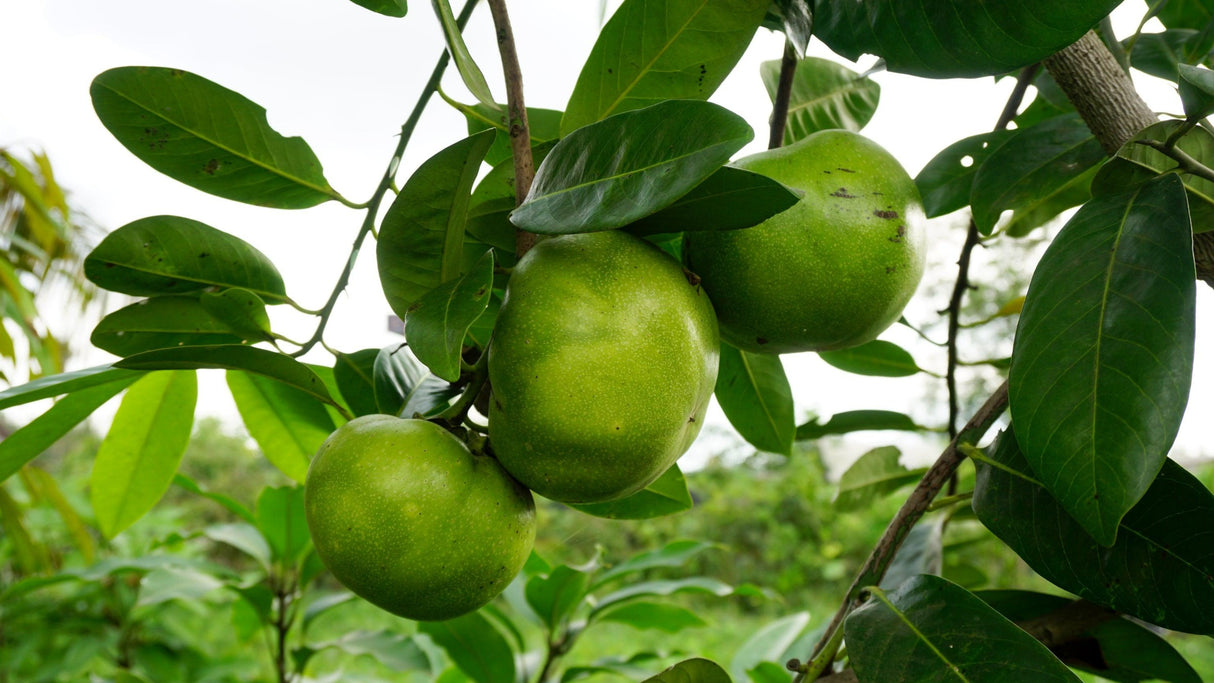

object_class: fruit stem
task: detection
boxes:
[436,347,490,427]
[768,40,798,150]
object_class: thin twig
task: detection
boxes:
[485,0,537,258]
[769,40,798,150]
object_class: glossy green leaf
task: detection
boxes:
[846,575,1080,682]
[796,409,924,440]
[715,342,794,456]
[1179,64,1214,119]
[760,57,879,145]
[971,114,1104,234]
[349,0,407,17]
[91,66,336,208]
[592,576,766,614]
[227,370,334,483]
[309,631,436,673]
[881,518,944,591]
[1002,165,1100,238]
[91,295,251,356]
[595,601,708,633]
[84,215,287,302]
[256,486,310,564]
[432,0,496,109]
[372,343,427,416]
[643,658,731,683]
[812,0,1120,78]
[570,464,693,520]
[624,167,800,236]
[90,371,197,538]
[173,473,255,523]
[1127,30,1197,80]
[200,288,273,341]
[0,377,136,482]
[377,130,495,318]
[914,131,1016,218]
[526,564,592,631]
[819,339,921,377]
[204,523,273,571]
[972,428,1214,634]
[514,101,753,234]
[561,0,770,135]
[1009,174,1195,546]
[404,250,493,381]
[730,611,811,682]
[834,446,925,511]
[592,539,717,589]
[0,366,140,411]
[333,349,381,417]
[419,612,516,683]
[461,101,563,167]
[1156,0,1214,31]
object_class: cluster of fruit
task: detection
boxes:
[303,130,925,621]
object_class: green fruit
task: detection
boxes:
[304,415,535,621]
[488,230,719,504]
[685,129,926,353]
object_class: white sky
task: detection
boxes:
[2,0,1210,471]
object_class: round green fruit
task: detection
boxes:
[488,230,719,504]
[685,129,926,353]
[304,415,535,621]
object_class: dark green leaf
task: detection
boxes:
[420,612,516,683]
[624,167,800,236]
[404,250,494,381]
[715,342,794,455]
[332,349,381,417]
[846,575,1080,681]
[971,114,1104,234]
[768,0,813,56]
[525,564,592,631]
[256,486,310,564]
[643,658,731,683]
[1009,174,1195,545]
[84,215,287,302]
[795,409,923,440]
[834,446,925,511]
[514,101,753,234]
[372,343,426,416]
[881,518,944,591]
[91,295,252,356]
[595,601,707,633]
[811,0,1120,78]
[349,0,407,17]
[90,371,197,538]
[1180,64,1214,120]
[401,375,460,418]
[432,0,496,109]
[972,428,1214,635]
[570,464,693,520]
[462,101,562,167]
[1127,30,1198,81]
[377,130,495,318]
[1156,0,1214,30]
[0,365,142,410]
[592,539,717,589]
[309,630,437,673]
[200,288,273,341]
[1003,165,1100,238]
[561,0,770,135]
[90,67,336,208]
[760,57,879,145]
[819,339,921,377]
[915,131,1016,218]
[227,370,335,483]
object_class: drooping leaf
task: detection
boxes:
[90,66,337,208]
[846,575,1080,681]
[461,101,563,167]
[1009,174,1195,546]
[760,57,880,145]
[84,215,287,302]
[91,295,253,356]
[513,101,753,234]
[833,446,925,511]
[561,0,770,135]
[227,370,335,483]
[377,130,495,319]
[333,349,381,417]
[348,0,407,18]
[592,539,718,589]
[914,131,1017,218]
[972,428,1214,635]
[819,339,921,377]
[595,601,708,633]
[256,486,310,564]
[714,342,794,455]
[419,612,516,683]
[624,167,800,236]
[404,250,494,381]
[642,658,731,683]
[525,563,592,631]
[432,0,497,109]
[90,371,197,538]
[811,0,1120,78]
[795,409,924,440]
[570,464,693,520]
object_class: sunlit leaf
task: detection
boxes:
[227,370,335,483]
[570,464,693,520]
[715,342,794,455]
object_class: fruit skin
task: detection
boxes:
[685,129,926,354]
[304,415,535,621]
[488,230,719,504]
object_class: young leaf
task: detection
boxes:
[525,564,592,631]
[377,130,495,319]
[819,339,921,377]
[1009,174,1195,546]
[90,371,197,538]
[513,101,754,234]
[833,446,926,511]
[419,612,516,683]
[431,0,496,110]
[227,370,335,483]
[561,0,770,135]
[845,576,1080,681]
[256,486,310,564]
[642,658,731,683]
[795,410,924,440]
[404,250,494,382]
[760,57,880,145]
[623,167,800,236]
[349,0,407,18]
[333,348,381,417]
[91,296,252,356]
[570,464,693,520]
[715,342,794,456]
[915,130,1015,218]
[90,67,337,208]
[83,215,287,302]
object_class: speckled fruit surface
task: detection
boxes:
[685,129,926,354]
[488,230,719,504]
[304,415,535,621]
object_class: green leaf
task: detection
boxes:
[349,0,407,17]
[90,371,197,538]
[846,576,1080,681]
[1156,0,1214,31]
[1009,174,1195,546]
[525,564,592,631]
[84,215,287,302]
[760,57,880,145]
[333,349,381,417]
[594,601,708,633]
[812,0,1120,78]
[461,101,563,167]
[819,339,921,377]
[256,486,310,564]
[1003,165,1101,238]
[514,101,753,234]
[972,428,1214,635]
[90,66,336,208]
[372,343,427,416]
[592,539,717,590]
[309,630,437,673]
[833,446,925,511]
[592,576,762,614]
[136,565,225,607]
[200,288,273,341]
[881,518,944,591]
[91,295,253,356]
[970,114,1105,234]
[643,658,731,683]
[204,523,273,571]
[227,370,335,483]
[173,472,255,523]
[624,167,800,236]
[405,250,494,381]
[0,377,135,482]
[115,345,341,409]
[302,591,357,631]
[419,611,516,683]
[432,0,496,110]
[730,611,811,682]
[570,464,693,520]
[1179,64,1214,119]
[563,654,666,682]
[766,0,813,57]
[715,342,794,456]
[561,0,770,135]
[795,409,924,440]
[1127,29,1197,81]
[377,130,495,318]
[0,365,142,410]
[914,131,1017,218]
